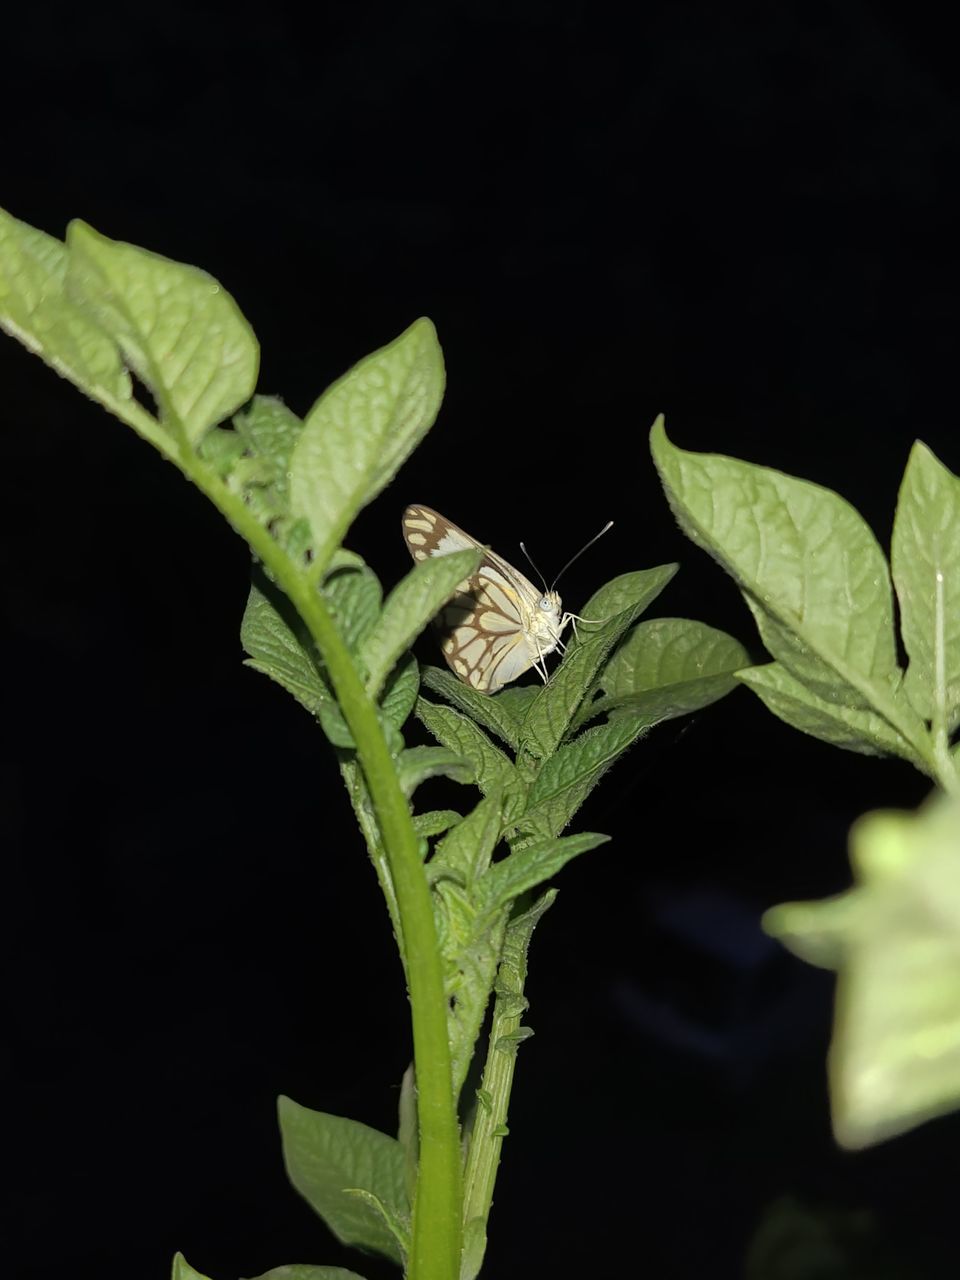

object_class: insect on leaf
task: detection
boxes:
[402,506,580,694]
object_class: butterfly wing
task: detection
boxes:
[402,505,540,692]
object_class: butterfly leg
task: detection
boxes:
[563,611,603,638]
[533,637,550,683]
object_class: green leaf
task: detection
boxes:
[494,685,540,728]
[197,424,247,477]
[0,207,67,334]
[326,548,367,574]
[0,207,153,436]
[318,702,357,750]
[431,879,509,1097]
[743,1198,896,1280]
[426,800,518,1098]
[323,563,383,654]
[241,580,329,717]
[416,700,520,797]
[430,793,503,883]
[892,441,960,730]
[240,577,356,747]
[232,396,305,521]
[245,1268,369,1280]
[241,570,402,747]
[278,1096,410,1265]
[412,809,462,839]
[763,795,960,1150]
[650,419,922,740]
[602,616,748,700]
[360,548,480,695]
[171,1256,212,1280]
[739,662,927,766]
[420,666,526,749]
[379,652,420,728]
[572,566,678,646]
[477,831,610,911]
[520,715,652,838]
[496,890,555,1018]
[579,616,749,727]
[762,889,865,971]
[396,746,474,797]
[66,220,258,443]
[234,395,302,487]
[289,318,444,574]
[520,567,678,757]
[342,1188,410,1259]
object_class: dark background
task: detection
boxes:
[4,3,957,1277]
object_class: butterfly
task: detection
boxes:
[402,506,610,694]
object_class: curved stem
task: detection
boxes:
[180,454,462,1280]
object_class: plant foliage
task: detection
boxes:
[652,419,960,1149]
[0,208,746,1280]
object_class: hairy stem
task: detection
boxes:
[460,891,555,1280]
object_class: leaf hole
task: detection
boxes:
[129,369,160,419]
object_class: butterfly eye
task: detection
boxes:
[539,595,552,611]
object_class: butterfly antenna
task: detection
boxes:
[551,520,615,589]
[519,540,550,593]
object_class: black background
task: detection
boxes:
[4,3,958,1278]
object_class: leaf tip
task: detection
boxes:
[649,415,680,472]
[399,315,442,362]
[65,218,100,250]
[408,315,438,340]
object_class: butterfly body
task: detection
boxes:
[402,505,572,693]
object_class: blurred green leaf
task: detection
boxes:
[764,794,960,1149]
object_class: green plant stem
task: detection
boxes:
[931,569,960,795]
[932,710,958,794]
[179,453,462,1280]
[459,892,554,1280]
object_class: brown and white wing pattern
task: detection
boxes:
[401,505,540,693]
